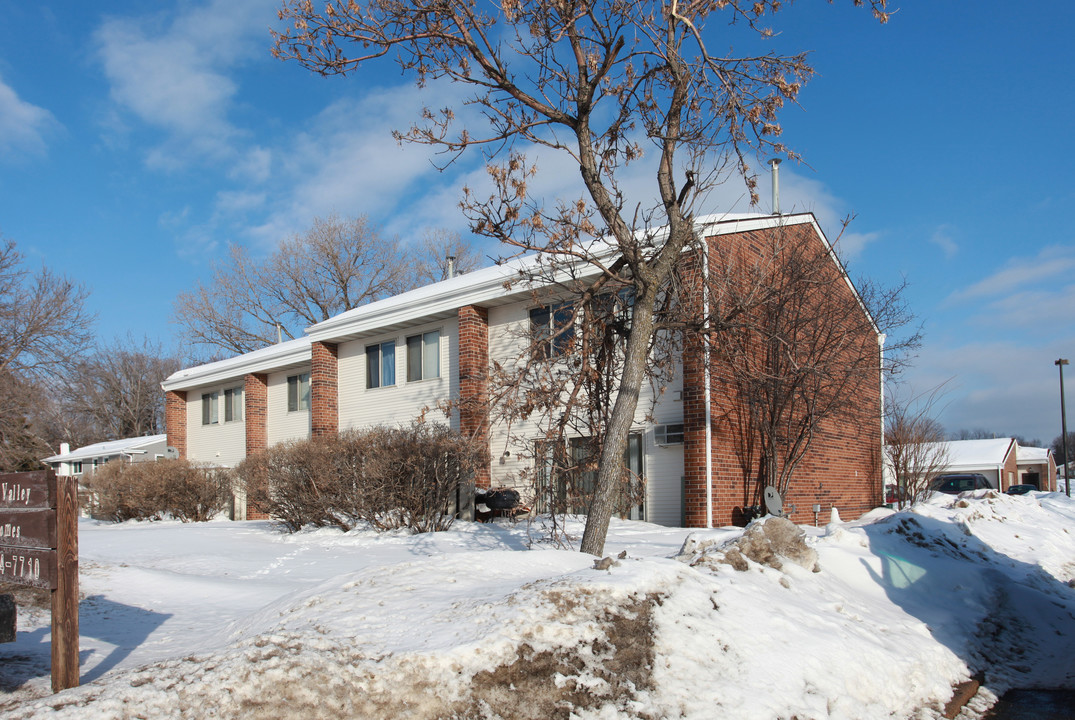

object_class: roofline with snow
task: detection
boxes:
[163,212,875,392]
[42,434,169,463]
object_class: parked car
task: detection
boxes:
[1005,484,1037,496]
[930,473,993,494]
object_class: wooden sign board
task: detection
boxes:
[0,509,56,550]
[0,594,13,644]
[0,471,54,510]
[0,471,78,691]
[0,546,57,590]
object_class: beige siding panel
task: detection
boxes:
[267,368,311,445]
[185,386,247,467]
[487,301,687,525]
[337,318,458,432]
[488,302,538,490]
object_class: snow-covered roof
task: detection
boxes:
[164,212,849,392]
[929,438,1016,469]
[42,434,168,463]
[1017,445,1053,464]
[162,335,313,392]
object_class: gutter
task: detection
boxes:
[878,333,887,502]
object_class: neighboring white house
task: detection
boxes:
[162,212,885,528]
[42,435,170,478]
[888,438,1058,492]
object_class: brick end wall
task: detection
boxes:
[311,341,339,439]
[458,305,491,488]
[165,390,187,459]
[681,227,883,528]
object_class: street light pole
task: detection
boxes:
[1058,358,1070,497]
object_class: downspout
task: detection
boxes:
[878,333,886,504]
[701,234,714,528]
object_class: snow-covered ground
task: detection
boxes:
[2,490,1074,719]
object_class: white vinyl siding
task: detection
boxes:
[338,319,457,432]
[268,368,311,445]
[187,386,246,467]
[486,299,686,526]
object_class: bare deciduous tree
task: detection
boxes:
[0,236,94,471]
[274,0,889,555]
[174,215,480,355]
[60,336,183,440]
[703,221,917,510]
[0,239,93,379]
[884,385,951,505]
[414,228,485,285]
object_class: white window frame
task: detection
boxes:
[366,341,397,389]
[406,330,441,382]
[287,373,311,412]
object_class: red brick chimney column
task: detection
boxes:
[245,373,269,456]
[165,390,187,459]
[311,341,339,439]
[458,305,491,488]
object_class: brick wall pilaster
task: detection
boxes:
[679,249,711,528]
[458,305,491,488]
[165,390,187,459]
[244,373,268,456]
[311,341,339,439]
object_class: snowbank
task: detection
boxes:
[1,491,1073,719]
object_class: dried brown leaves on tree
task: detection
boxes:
[174,215,481,355]
[274,0,889,554]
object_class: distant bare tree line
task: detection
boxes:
[172,215,484,356]
[0,215,482,472]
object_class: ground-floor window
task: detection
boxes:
[534,433,644,519]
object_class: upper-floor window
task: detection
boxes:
[406,330,440,382]
[287,373,310,412]
[225,386,243,422]
[366,341,396,389]
[529,303,574,359]
[203,386,244,424]
[202,391,219,425]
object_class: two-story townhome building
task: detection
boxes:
[162,212,884,527]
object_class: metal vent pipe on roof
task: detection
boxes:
[769,158,782,215]
[447,255,456,279]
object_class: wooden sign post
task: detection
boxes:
[0,470,79,692]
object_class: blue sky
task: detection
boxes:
[0,1,1072,445]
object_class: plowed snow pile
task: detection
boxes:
[2,491,1073,719]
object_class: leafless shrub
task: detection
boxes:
[84,459,231,522]
[237,424,484,533]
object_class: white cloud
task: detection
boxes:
[948,245,1075,303]
[94,0,276,172]
[0,73,58,158]
[214,190,266,216]
[906,338,1072,445]
[244,83,484,249]
[930,224,958,258]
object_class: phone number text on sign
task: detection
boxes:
[0,548,55,589]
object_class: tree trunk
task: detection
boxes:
[579,294,657,556]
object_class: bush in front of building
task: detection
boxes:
[83,459,233,522]
[237,423,485,533]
